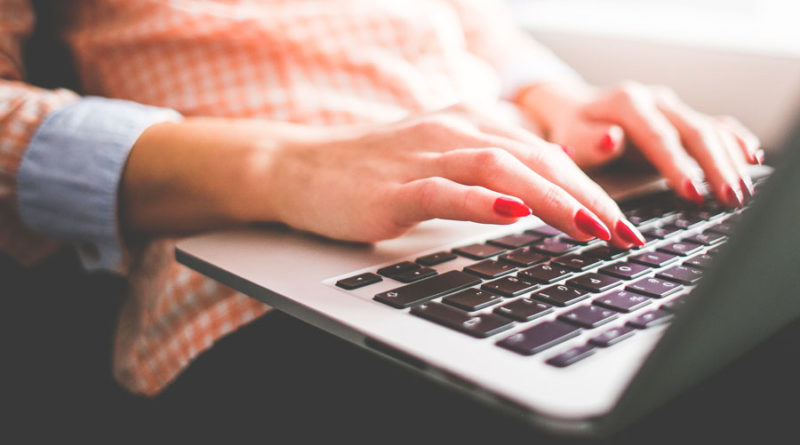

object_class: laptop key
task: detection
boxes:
[488,233,540,249]
[627,277,683,298]
[530,238,578,256]
[442,288,504,312]
[657,241,704,257]
[482,276,539,297]
[525,225,562,238]
[336,272,383,290]
[416,251,457,266]
[374,270,481,309]
[583,245,627,260]
[707,222,735,236]
[411,302,513,338]
[559,235,600,246]
[558,305,618,328]
[464,260,517,279]
[546,344,596,368]
[657,265,703,285]
[567,273,623,293]
[589,325,636,347]
[453,243,506,260]
[599,261,650,280]
[497,321,581,356]
[594,290,651,313]
[499,247,548,267]
[552,254,603,271]
[684,253,713,270]
[377,261,419,278]
[627,309,674,329]
[629,251,679,268]
[494,298,553,322]
[643,224,682,240]
[518,263,573,284]
[532,284,590,307]
[673,214,705,229]
[683,231,727,246]
[392,267,437,283]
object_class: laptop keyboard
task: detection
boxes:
[333,179,765,368]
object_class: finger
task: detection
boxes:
[393,177,530,226]
[584,84,706,205]
[432,148,616,243]
[407,117,643,247]
[717,115,764,165]
[655,99,743,207]
[435,131,644,248]
[549,121,625,167]
[716,125,754,201]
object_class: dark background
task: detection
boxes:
[4,249,800,442]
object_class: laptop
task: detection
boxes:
[175,124,800,436]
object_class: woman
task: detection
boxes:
[0,0,760,397]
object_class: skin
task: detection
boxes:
[121,81,761,250]
[516,80,762,205]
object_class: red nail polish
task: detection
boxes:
[615,220,645,247]
[574,209,611,241]
[725,184,744,208]
[599,133,615,153]
[754,149,765,166]
[739,177,754,200]
[684,179,705,205]
[560,144,575,159]
[494,197,531,218]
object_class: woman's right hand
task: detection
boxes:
[250,106,645,247]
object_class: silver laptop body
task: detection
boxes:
[175,127,799,436]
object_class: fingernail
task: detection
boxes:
[615,219,646,247]
[739,177,754,200]
[560,144,575,159]
[684,179,705,205]
[724,183,744,208]
[598,127,623,153]
[754,149,765,166]
[574,209,611,241]
[493,197,531,218]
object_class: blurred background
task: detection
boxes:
[507,0,800,151]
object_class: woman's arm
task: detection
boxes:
[121,108,647,248]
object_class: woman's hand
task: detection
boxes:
[516,80,763,207]
[124,109,646,247]
[252,107,645,247]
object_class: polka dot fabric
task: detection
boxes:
[1,0,561,395]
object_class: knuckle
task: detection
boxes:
[414,115,462,136]
[415,177,445,215]
[537,184,568,214]
[474,147,513,172]
[615,81,649,108]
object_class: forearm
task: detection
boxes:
[120,117,361,237]
[121,117,304,236]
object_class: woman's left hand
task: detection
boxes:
[516,80,764,207]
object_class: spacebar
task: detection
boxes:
[374,271,481,309]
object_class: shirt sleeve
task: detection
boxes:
[443,0,583,100]
[0,0,181,273]
[17,97,181,273]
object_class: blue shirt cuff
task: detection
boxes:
[17,97,182,273]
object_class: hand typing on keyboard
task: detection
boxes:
[516,81,762,208]
[247,105,648,248]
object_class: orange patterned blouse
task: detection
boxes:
[0,0,575,395]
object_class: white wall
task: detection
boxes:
[511,0,800,150]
